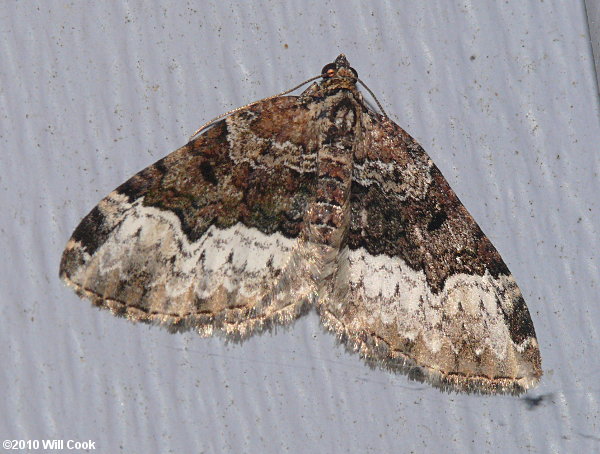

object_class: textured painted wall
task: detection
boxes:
[586,0,600,95]
[1,1,599,453]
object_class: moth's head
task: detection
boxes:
[321,54,358,82]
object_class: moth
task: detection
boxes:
[60,54,542,394]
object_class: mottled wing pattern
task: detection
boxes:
[60,96,320,338]
[319,111,542,394]
[60,54,541,394]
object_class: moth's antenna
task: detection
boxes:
[189,74,323,140]
[357,78,387,118]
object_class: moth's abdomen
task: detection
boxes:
[306,91,359,249]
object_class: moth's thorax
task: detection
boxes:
[321,78,359,92]
[305,88,362,250]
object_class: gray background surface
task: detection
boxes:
[1,1,599,453]
[586,0,600,94]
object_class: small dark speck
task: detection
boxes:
[521,393,553,410]
[470,55,476,61]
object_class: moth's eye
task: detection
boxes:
[321,63,336,78]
